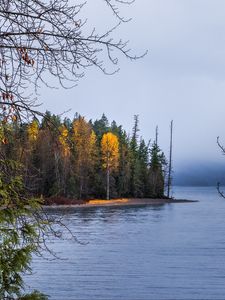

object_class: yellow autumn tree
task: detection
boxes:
[72,117,97,198]
[0,123,7,145]
[58,124,70,158]
[26,119,39,160]
[27,120,39,142]
[101,132,119,200]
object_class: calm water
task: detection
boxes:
[26,187,225,300]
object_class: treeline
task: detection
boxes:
[0,112,168,200]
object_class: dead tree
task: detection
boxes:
[167,120,173,198]
[217,136,225,198]
[155,125,158,146]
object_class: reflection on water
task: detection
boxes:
[26,187,225,300]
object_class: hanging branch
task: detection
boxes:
[0,0,146,120]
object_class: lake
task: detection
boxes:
[26,187,225,299]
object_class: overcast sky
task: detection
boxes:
[40,0,225,171]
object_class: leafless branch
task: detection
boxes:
[0,0,146,120]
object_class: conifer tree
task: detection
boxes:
[0,157,48,300]
[129,115,143,197]
[137,139,149,197]
[93,114,109,142]
[116,128,131,197]
[148,141,166,198]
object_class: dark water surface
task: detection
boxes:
[26,187,225,299]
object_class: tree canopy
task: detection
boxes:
[0,112,167,201]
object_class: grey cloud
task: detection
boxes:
[39,0,225,173]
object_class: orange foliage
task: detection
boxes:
[101,132,119,171]
[18,47,35,66]
[58,125,70,157]
[27,120,39,142]
[72,117,96,157]
[0,125,7,145]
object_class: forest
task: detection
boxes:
[0,112,168,201]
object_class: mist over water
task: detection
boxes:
[174,160,225,186]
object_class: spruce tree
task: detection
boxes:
[148,142,166,198]
[129,115,143,197]
[93,114,109,142]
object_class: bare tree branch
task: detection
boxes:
[0,0,146,120]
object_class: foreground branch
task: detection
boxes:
[0,0,146,120]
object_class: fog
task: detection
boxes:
[38,0,225,177]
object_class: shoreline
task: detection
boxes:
[43,198,198,209]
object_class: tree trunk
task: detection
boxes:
[167,120,173,198]
[107,168,110,200]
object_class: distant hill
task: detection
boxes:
[173,162,225,186]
